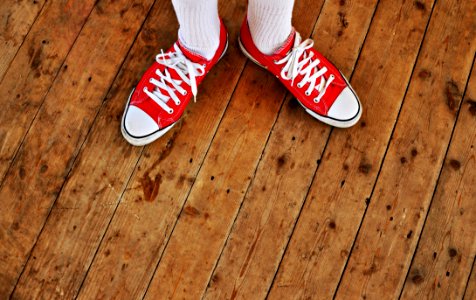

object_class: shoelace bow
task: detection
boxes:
[143,44,205,114]
[275,32,335,103]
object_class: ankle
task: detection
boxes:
[178,30,220,60]
[172,0,220,60]
[248,0,295,54]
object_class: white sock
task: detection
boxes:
[172,0,220,60]
[248,0,295,55]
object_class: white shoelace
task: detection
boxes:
[275,32,335,103]
[143,44,205,114]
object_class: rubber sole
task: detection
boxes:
[238,37,267,69]
[238,36,362,128]
[121,39,229,146]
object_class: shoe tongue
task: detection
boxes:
[270,29,296,60]
[176,41,207,63]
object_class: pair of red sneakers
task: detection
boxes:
[122,18,362,146]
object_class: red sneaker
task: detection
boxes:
[122,20,228,146]
[239,18,362,128]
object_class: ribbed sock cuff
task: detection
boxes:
[248,0,295,54]
[172,0,220,60]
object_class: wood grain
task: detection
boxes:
[10,1,178,299]
[0,0,155,296]
[203,0,378,298]
[141,64,287,299]
[75,1,249,298]
[0,0,474,298]
[140,1,325,299]
[400,61,476,299]
[335,0,476,297]
[269,0,437,298]
[0,0,96,186]
[0,0,45,79]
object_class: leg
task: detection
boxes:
[247,0,295,54]
[121,0,228,146]
[239,3,362,128]
[172,0,220,60]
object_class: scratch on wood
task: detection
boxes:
[140,172,162,202]
[239,230,262,277]
[467,99,476,116]
[445,81,460,111]
[183,206,200,217]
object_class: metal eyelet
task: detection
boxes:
[168,109,174,114]
[176,100,181,105]
[314,98,319,103]
[305,91,311,96]
[297,83,303,88]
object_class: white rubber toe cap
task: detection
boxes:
[123,105,160,138]
[327,87,360,121]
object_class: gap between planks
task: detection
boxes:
[6,0,159,297]
[265,0,381,296]
[331,0,439,296]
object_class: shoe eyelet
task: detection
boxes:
[149,78,153,83]
[143,87,148,92]
[176,100,181,105]
[305,91,311,96]
[330,75,335,79]
[297,83,303,88]
[314,98,319,103]
[182,91,187,95]
[168,109,174,114]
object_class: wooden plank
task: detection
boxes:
[141,67,286,299]
[202,0,378,298]
[334,0,476,298]
[10,1,178,299]
[76,2,322,299]
[0,0,46,79]
[268,0,438,298]
[0,0,156,296]
[74,1,250,298]
[140,2,326,299]
[464,261,476,300]
[400,61,476,299]
[0,0,97,186]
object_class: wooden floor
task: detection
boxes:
[1,0,475,299]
